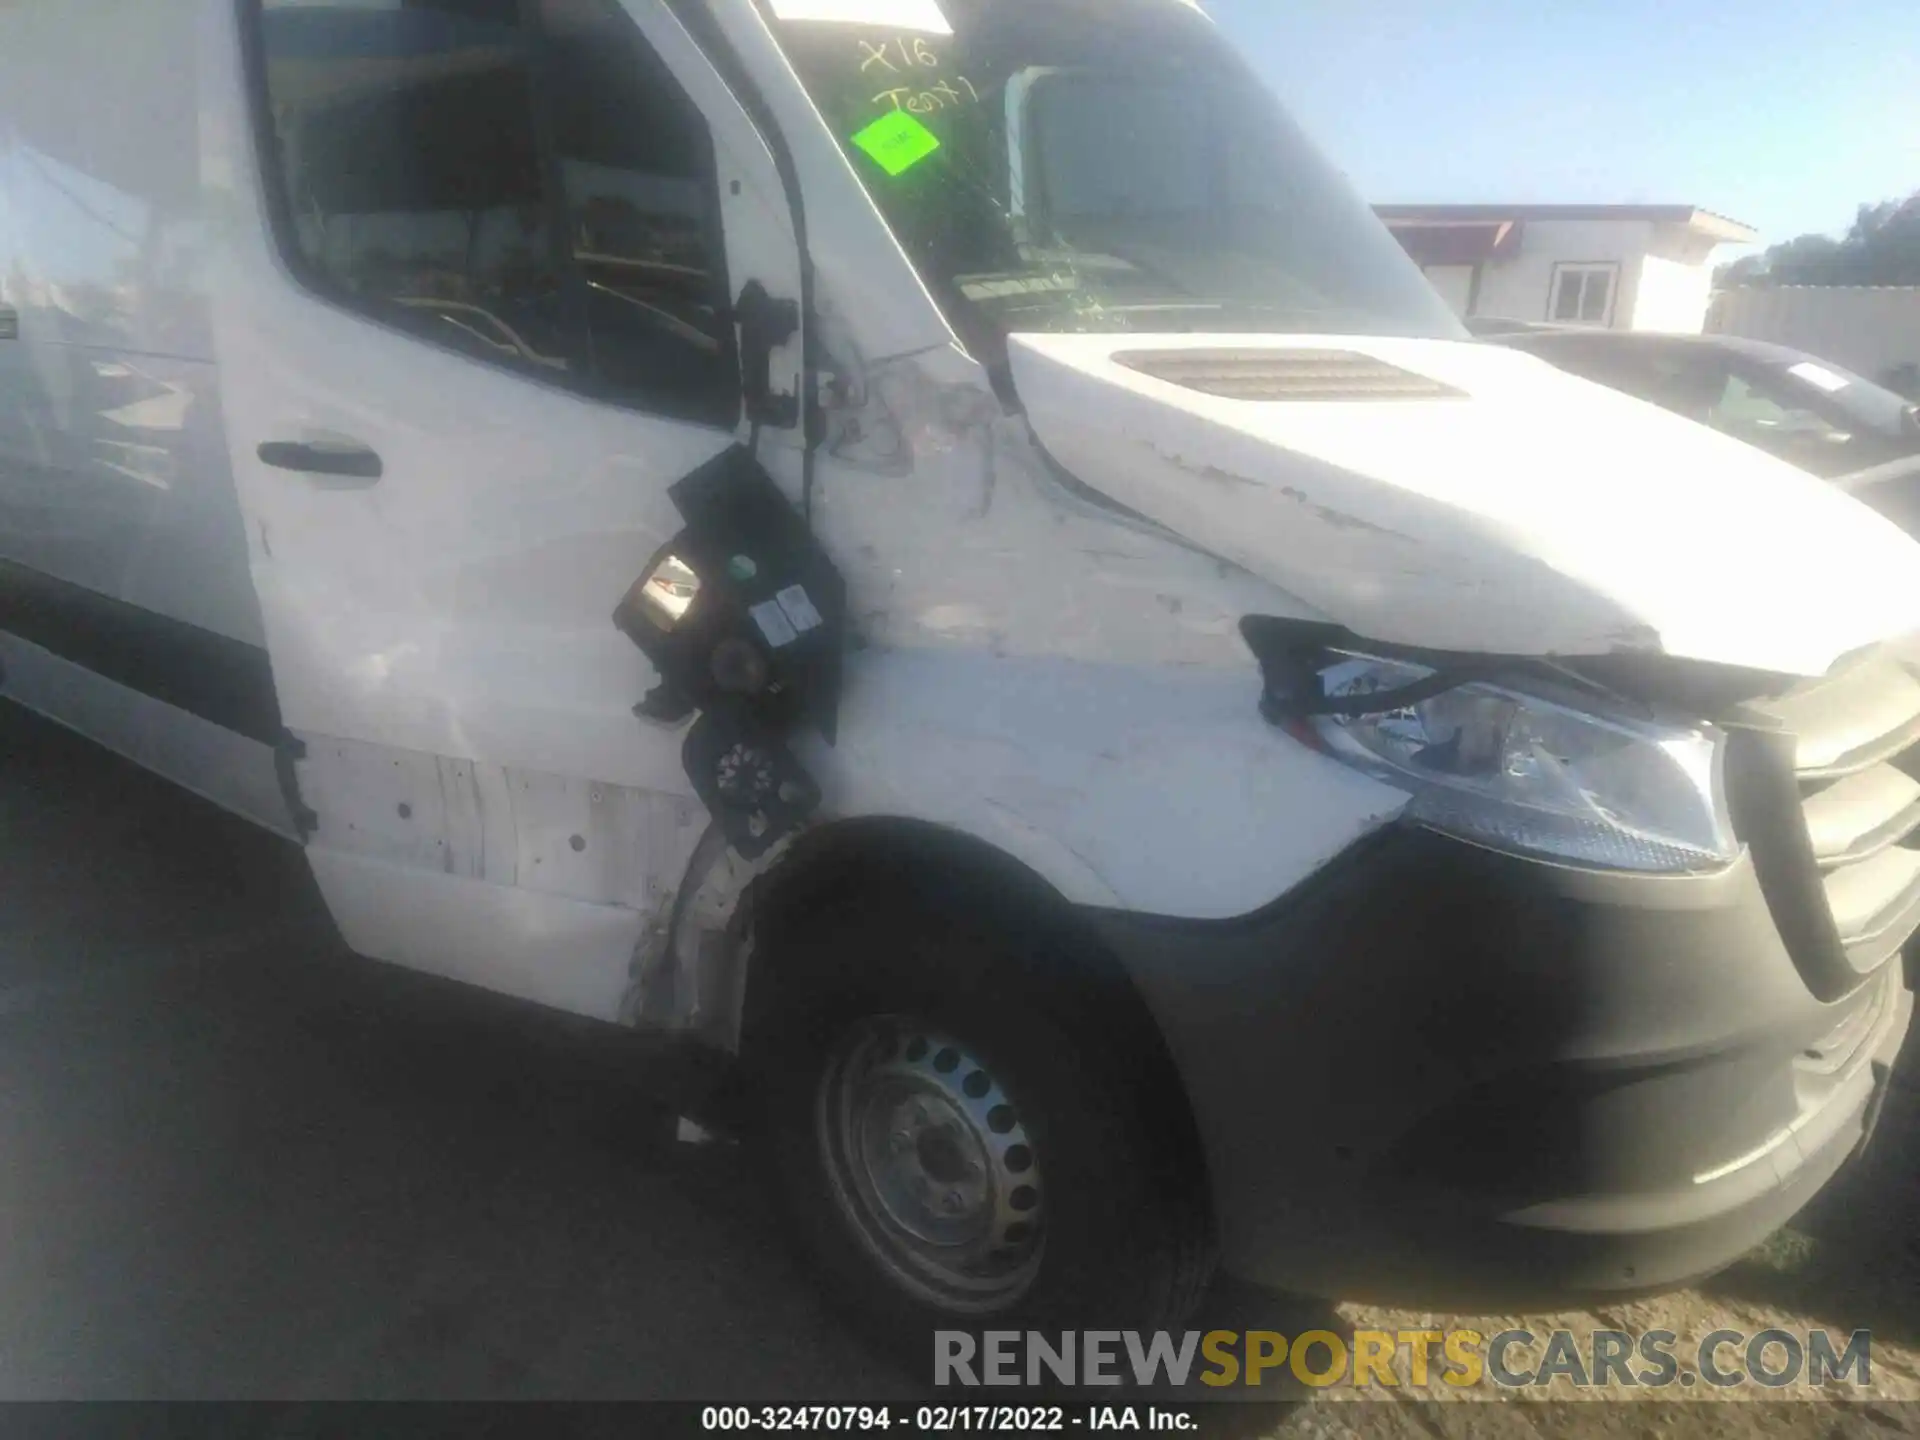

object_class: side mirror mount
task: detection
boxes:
[613,446,846,858]
[734,280,800,430]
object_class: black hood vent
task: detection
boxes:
[1112,348,1464,402]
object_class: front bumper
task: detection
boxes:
[1090,826,1913,1308]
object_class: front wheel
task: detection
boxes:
[751,915,1216,1365]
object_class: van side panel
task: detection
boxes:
[0,0,263,649]
[0,630,294,837]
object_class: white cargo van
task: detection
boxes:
[2,0,1915,1347]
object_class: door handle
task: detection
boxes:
[257,439,383,484]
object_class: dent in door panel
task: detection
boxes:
[294,731,709,915]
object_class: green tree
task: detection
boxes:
[1715,191,1920,287]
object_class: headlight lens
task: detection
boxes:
[1312,656,1737,872]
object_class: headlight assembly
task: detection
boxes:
[1305,653,1738,873]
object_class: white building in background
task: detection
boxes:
[1375,203,1758,334]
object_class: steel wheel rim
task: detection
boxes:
[815,1016,1046,1313]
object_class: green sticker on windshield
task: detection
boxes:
[851,110,941,176]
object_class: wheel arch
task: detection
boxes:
[738,816,1214,1201]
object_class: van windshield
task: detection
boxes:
[763,0,1463,359]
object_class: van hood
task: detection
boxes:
[1009,333,1920,678]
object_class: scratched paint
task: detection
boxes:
[796,338,1307,672]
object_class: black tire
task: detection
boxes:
[745,894,1217,1373]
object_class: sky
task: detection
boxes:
[1207,0,1919,257]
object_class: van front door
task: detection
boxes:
[208,0,804,1020]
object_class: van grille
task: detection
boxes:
[1747,647,1920,982]
[1111,349,1464,402]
